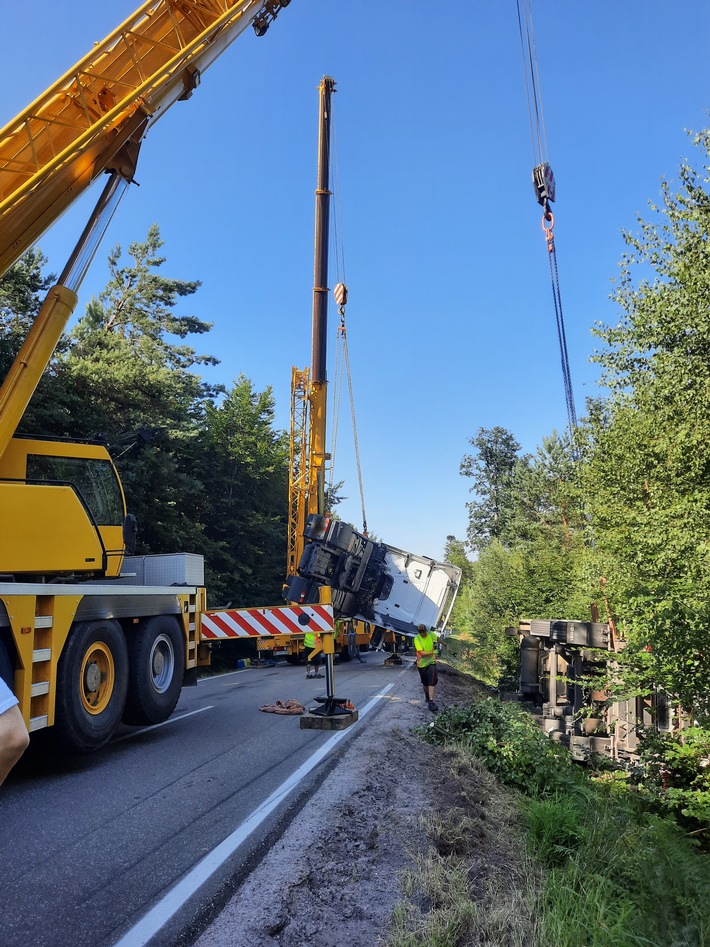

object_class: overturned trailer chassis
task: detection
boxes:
[517,619,677,762]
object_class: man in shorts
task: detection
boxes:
[304,628,323,679]
[0,674,29,785]
[413,623,439,712]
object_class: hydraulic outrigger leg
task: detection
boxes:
[300,590,358,731]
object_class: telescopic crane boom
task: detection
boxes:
[0,0,289,280]
[0,0,291,464]
[286,76,335,579]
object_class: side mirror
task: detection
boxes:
[123,514,138,556]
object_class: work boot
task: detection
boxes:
[428,700,438,712]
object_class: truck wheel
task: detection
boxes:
[54,620,128,753]
[123,616,185,726]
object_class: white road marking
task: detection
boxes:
[112,681,397,947]
[111,705,214,743]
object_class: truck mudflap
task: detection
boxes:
[284,515,461,637]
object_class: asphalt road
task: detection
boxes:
[0,653,400,947]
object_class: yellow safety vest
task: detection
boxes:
[304,631,316,649]
[413,631,437,668]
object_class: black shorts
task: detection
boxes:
[418,664,438,688]
[305,646,321,664]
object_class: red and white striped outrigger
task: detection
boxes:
[199,603,333,652]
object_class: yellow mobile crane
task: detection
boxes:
[283,81,462,663]
[0,0,338,754]
[284,78,383,667]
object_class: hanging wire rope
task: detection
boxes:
[328,286,368,534]
[516,0,578,438]
[326,107,368,533]
[327,100,345,501]
[339,296,368,536]
[329,105,347,287]
[516,0,549,167]
[328,310,345,496]
[517,1,597,558]
[544,215,578,430]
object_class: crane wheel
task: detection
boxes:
[122,616,185,726]
[54,620,128,753]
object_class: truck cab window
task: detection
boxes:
[27,455,124,526]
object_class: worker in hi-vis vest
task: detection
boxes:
[413,623,439,712]
[304,628,323,679]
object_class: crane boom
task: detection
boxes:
[0,0,291,460]
[0,0,288,280]
[286,76,335,583]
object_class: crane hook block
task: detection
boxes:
[334,283,348,307]
[533,162,556,207]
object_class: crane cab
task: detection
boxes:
[0,436,130,580]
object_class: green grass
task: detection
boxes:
[528,790,710,946]
[410,696,710,947]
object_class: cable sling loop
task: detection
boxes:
[342,319,368,536]
[328,289,368,536]
[328,311,345,502]
[542,213,577,433]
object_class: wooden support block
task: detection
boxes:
[299,710,359,731]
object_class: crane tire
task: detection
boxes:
[54,620,128,753]
[123,616,185,726]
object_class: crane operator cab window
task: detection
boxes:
[27,454,124,527]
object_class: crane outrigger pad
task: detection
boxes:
[300,695,358,731]
[300,711,358,731]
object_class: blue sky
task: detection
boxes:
[2,2,709,561]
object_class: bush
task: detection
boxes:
[418,694,710,946]
[419,698,582,797]
[636,725,710,828]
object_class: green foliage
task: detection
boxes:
[451,132,710,820]
[447,542,520,684]
[0,247,55,361]
[0,248,74,434]
[525,794,589,868]
[583,128,710,715]
[535,799,710,947]
[454,427,592,685]
[195,376,289,606]
[419,692,710,947]
[443,535,474,584]
[420,698,582,797]
[636,726,710,826]
[460,426,522,552]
